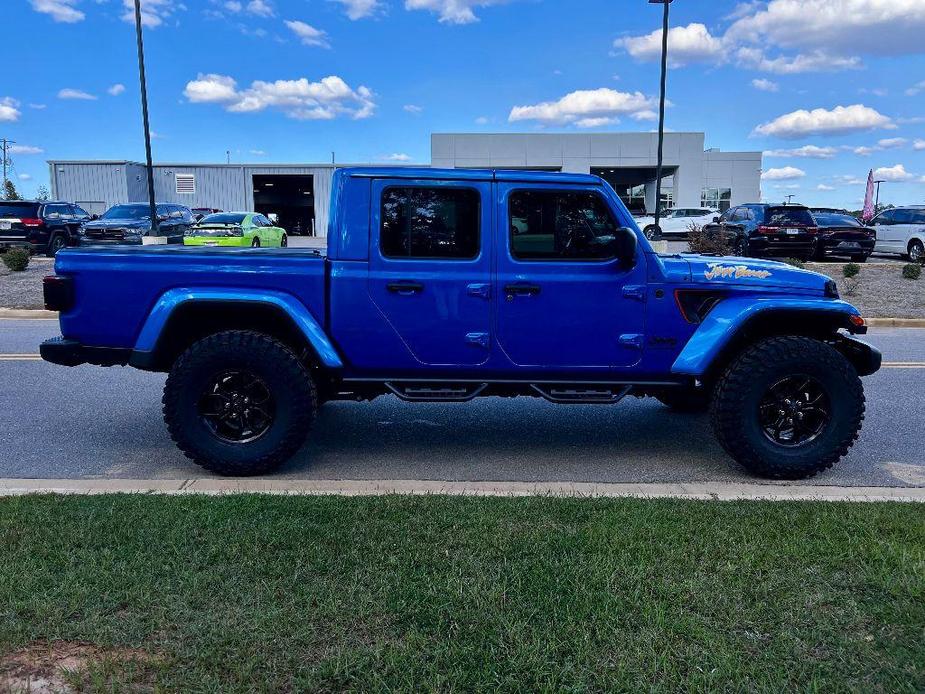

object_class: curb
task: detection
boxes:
[0,308,57,319]
[2,309,924,328]
[0,478,923,502]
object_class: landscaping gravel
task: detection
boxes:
[0,258,53,310]
[806,262,925,319]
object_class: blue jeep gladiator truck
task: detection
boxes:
[40,167,881,479]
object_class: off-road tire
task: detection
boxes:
[163,330,317,476]
[656,388,711,413]
[710,336,864,479]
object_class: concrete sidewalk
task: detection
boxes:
[1,478,923,502]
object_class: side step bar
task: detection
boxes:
[386,382,488,402]
[530,384,632,404]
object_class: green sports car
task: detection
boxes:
[184,212,288,248]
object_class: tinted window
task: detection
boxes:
[71,205,89,218]
[102,205,150,220]
[509,190,619,261]
[813,213,862,228]
[200,213,248,225]
[871,210,893,226]
[765,207,815,226]
[45,204,69,218]
[257,215,273,227]
[381,187,480,259]
[892,209,916,224]
[0,202,40,218]
[912,210,925,224]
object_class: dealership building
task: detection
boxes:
[49,132,761,237]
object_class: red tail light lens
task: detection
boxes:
[21,218,45,228]
[805,226,818,234]
[43,275,74,312]
[757,225,776,234]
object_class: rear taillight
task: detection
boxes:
[21,218,45,228]
[805,226,818,234]
[757,225,776,234]
[43,275,74,312]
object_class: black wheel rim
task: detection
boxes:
[198,370,275,443]
[758,374,830,447]
[52,237,65,253]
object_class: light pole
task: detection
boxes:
[874,179,885,210]
[133,0,159,240]
[649,0,672,236]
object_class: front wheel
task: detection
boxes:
[251,237,261,248]
[732,237,748,257]
[908,239,924,263]
[280,234,288,247]
[46,233,67,257]
[643,225,661,241]
[163,330,317,476]
[711,336,864,479]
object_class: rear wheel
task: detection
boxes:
[252,237,261,248]
[46,233,67,257]
[280,234,288,247]
[908,239,924,263]
[643,225,661,241]
[163,330,317,476]
[732,237,748,257]
[711,336,864,479]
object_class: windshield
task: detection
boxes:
[102,205,151,220]
[813,213,862,228]
[0,203,40,218]
[199,213,247,225]
[765,207,815,226]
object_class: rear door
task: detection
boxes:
[889,208,916,254]
[494,183,646,369]
[367,178,492,367]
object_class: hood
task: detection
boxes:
[83,218,151,230]
[678,254,831,295]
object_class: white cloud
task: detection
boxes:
[0,98,21,122]
[736,47,860,74]
[30,0,84,22]
[18,174,33,181]
[249,149,266,155]
[404,0,506,24]
[816,184,836,191]
[753,104,894,139]
[763,145,838,159]
[184,73,376,120]
[246,0,274,17]
[762,166,806,181]
[508,88,657,127]
[10,144,44,155]
[107,83,126,96]
[878,137,907,149]
[751,78,779,92]
[834,174,865,186]
[29,103,47,110]
[403,104,423,114]
[914,139,925,151]
[474,116,489,124]
[224,1,242,11]
[850,146,878,156]
[906,81,925,96]
[873,164,915,182]
[284,20,330,48]
[382,153,413,162]
[575,117,617,129]
[121,0,183,28]
[58,88,97,100]
[331,0,381,19]
[615,23,725,67]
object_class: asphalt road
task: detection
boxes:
[1,319,922,486]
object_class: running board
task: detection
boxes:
[530,384,632,404]
[385,382,488,402]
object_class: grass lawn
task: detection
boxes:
[1,495,923,692]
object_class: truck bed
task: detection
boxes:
[54,246,328,350]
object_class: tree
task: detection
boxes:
[35,185,50,201]
[2,179,21,201]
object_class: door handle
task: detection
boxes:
[387,281,424,295]
[504,283,541,298]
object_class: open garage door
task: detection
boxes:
[253,174,315,236]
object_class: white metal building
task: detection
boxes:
[49,132,761,238]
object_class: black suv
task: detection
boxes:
[703,204,818,258]
[79,203,195,245]
[0,200,92,256]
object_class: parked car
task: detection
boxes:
[702,204,818,258]
[41,167,879,482]
[642,208,717,240]
[192,207,223,222]
[184,212,288,248]
[808,209,875,262]
[79,203,195,245]
[0,200,92,256]
[869,206,925,262]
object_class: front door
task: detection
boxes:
[368,179,492,367]
[494,184,646,370]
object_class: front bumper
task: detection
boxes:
[40,337,131,367]
[836,335,882,377]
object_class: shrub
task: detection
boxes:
[686,222,731,256]
[1,247,30,272]
[843,263,861,279]
[781,257,805,269]
[902,263,921,280]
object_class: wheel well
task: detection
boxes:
[702,310,859,385]
[146,301,320,371]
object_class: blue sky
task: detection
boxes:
[3,0,925,208]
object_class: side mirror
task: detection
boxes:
[615,227,638,268]
[90,214,100,220]
[712,216,720,223]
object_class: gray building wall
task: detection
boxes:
[49,161,336,237]
[431,133,761,210]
